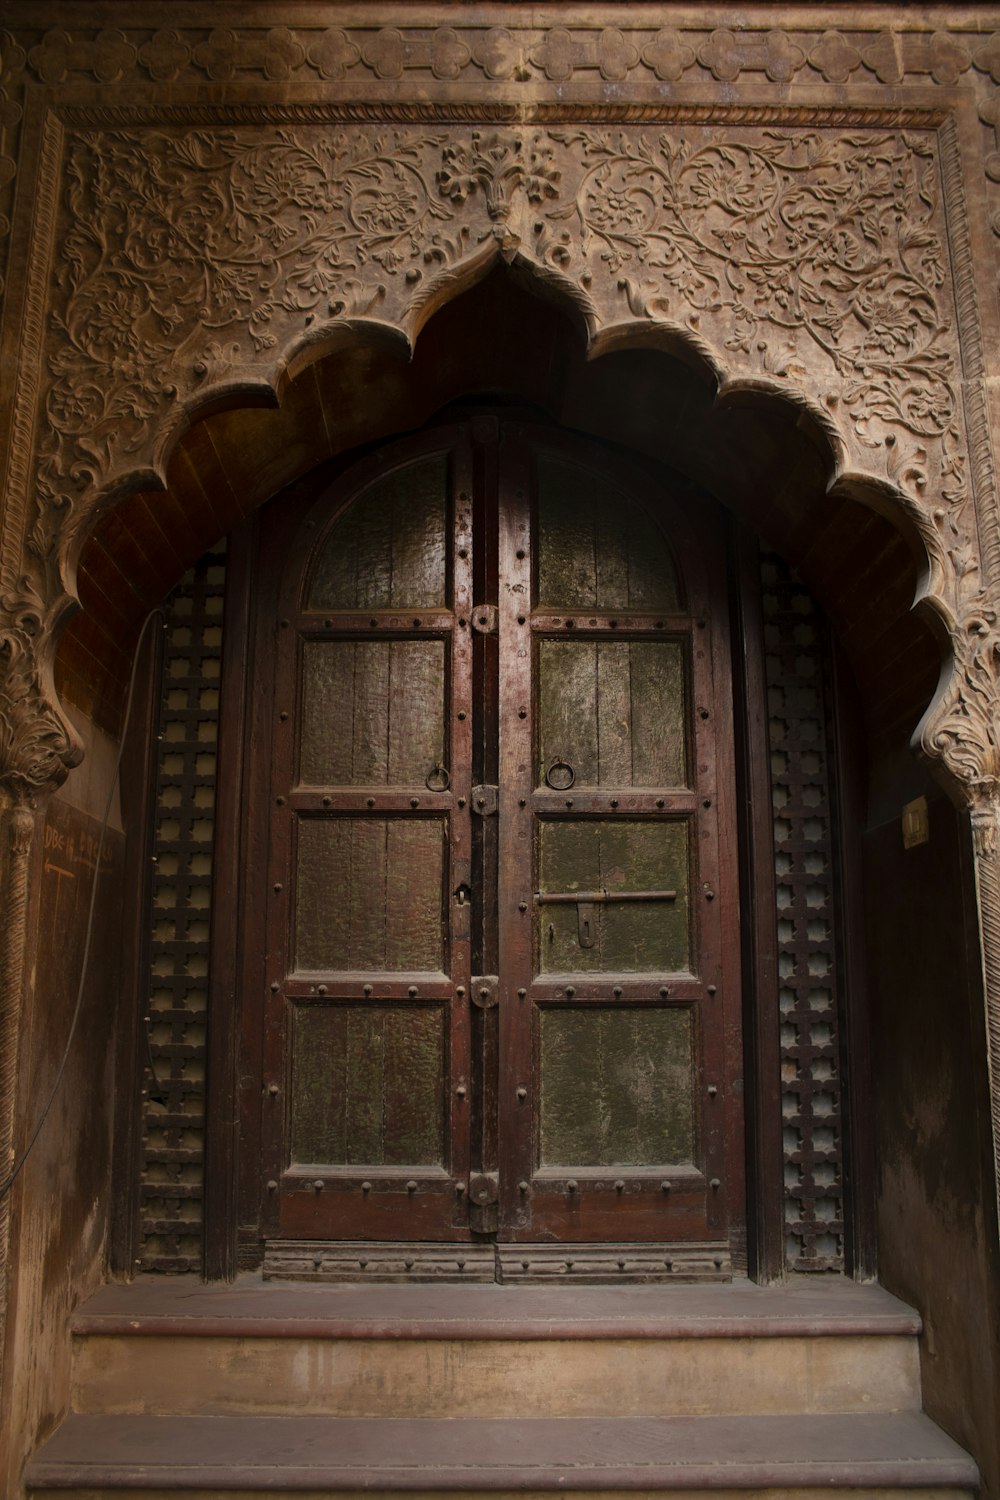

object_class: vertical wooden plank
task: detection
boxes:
[538,641,598,787]
[385,819,444,972]
[289,1005,348,1164]
[353,641,390,785]
[596,642,631,785]
[631,642,687,787]
[536,455,597,608]
[389,458,447,607]
[353,818,388,969]
[345,1005,385,1164]
[384,1004,445,1166]
[388,641,444,787]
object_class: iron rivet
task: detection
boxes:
[565,799,573,808]
[323,796,332,807]
[659,986,669,998]
[565,984,575,997]
[457,1181,466,1195]
[458,797,466,808]
[279,710,289,722]
[655,620,663,630]
[618,1259,626,1271]
[610,619,618,629]
[276,795,285,806]
[367,797,375,808]
[518,708,527,719]
[516,548,526,559]
[656,798,665,809]
[458,711,467,720]
[363,984,373,997]
[273,883,283,894]
[479,615,488,625]
[267,1180,277,1192]
[610,798,618,808]
[408,985,418,997]
[477,796,486,806]
[324,619,332,629]
[411,797,419,808]
[615,1179,625,1192]
[459,617,467,627]
[413,618,421,627]
[313,1255,323,1268]
[700,708,710,720]
[519,1181,529,1193]
[708,1084,718,1098]
[665,1259,674,1271]
[519,901,527,912]
[567,1180,578,1193]
[661,1181,672,1193]
[457,1259,465,1270]
[456,1085,467,1098]
[370,618,378,627]
[705,889,715,901]
[517,988,526,999]
[268,1082,279,1096]
[280,618,289,628]
[517,1087,527,1101]
[313,1179,324,1191]
[407,1180,418,1193]
[714,1256,724,1269]
[711,1178,721,1191]
[613,986,622,998]
[270,981,280,993]
[459,548,468,559]
[479,985,490,999]
[457,985,466,997]
[405,1259,414,1269]
[518,614,526,624]
[318,984,327,995]
[703,798,711,808]
[707,984,717,996]
[519,798,527,808]
[565,619,574,629]
[698,619,707,629]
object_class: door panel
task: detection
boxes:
[255,419,743,1263]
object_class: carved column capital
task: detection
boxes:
[917,603,1000,810]
[0,601,83,805]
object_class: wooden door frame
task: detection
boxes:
[200,420,869,1280]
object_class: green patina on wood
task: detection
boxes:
[299,639,445,787]
[537,819,691,973]
[289,1002,444,1166]
[539,1006,694,1167]
[536,454,680,611]
[538,639,687,788]
[307,455,447,609]
[294,817,446,972]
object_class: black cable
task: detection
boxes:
[0,607,165,1200]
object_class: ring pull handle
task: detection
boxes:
[545,759,575,791]
[426,763,450,792]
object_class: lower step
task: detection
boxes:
[26,1412,979,1497]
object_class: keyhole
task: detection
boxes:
[455,884,472,907]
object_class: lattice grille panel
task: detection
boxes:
[761,551,845,1273]
[139,549,226,1272]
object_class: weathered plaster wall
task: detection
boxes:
[864,768,1000,1498]
[1,712,124,1500]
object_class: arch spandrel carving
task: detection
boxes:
[1,111,993,809]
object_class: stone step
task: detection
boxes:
[68,1276,923,1420]
[25,1411,979,1498]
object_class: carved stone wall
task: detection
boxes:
[1,0,1000,1409]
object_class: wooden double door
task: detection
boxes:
[249,417,743,1268]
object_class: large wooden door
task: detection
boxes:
[255,418,743,1271]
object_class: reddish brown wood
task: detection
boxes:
[729,525,785,1283]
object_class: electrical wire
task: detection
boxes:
[0,607,165,1201]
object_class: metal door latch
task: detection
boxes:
[534,888,678,948]
[469,1171,500,1233]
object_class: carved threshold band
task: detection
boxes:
[263,1240,732,1283]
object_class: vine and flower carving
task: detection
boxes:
[38,123,959,525]
[19,119,994,801]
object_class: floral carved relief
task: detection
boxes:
[37,125,964,561]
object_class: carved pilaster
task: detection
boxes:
[0,603,82,802]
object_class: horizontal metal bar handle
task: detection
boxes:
[534,890,677,905]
